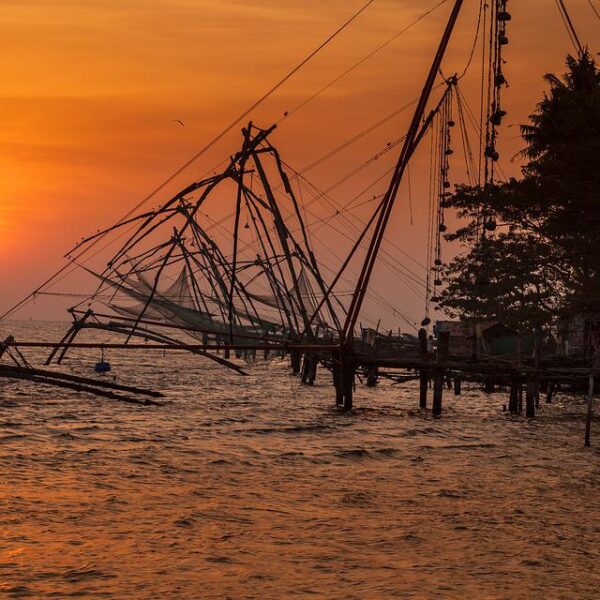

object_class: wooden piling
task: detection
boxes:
[453,375,462,396]
[432,368,444,416]
[518,378,524,413]
[526,376,536,418]
[366,365,378,387]
[546,382,555,404]
[419,369,428,409]
[585,374,594,447]
[291,349,301,375]
[332,358,343,405]
[509,376,519,414]
[340,355,354,411]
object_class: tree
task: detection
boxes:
[438,52,600,326]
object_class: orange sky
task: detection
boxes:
[1,0,599,325]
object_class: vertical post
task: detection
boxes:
[546,381,555,404]
[341,354,354,411]
[526,375,536,418]
[509,375,519,414]
[301,352,309,383]
[366,365,378,387]
[332,354,343,406]
[585,373,594,447]
[291,347,301,375]
[419,370,429,409]
[453,375,462,396]
[517,376,523,413]
[418,327,428,409]
[432,368,444,416]
[340,0,465,344]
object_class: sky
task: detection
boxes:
[1,0,599,327]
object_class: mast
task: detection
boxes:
[341,0,464,345]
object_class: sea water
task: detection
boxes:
[0,321,599,599]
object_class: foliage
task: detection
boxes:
[439,51,600,326]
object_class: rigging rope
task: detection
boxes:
[0,0,378,323]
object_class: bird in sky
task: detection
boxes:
[172,119,185,126]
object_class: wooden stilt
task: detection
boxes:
[366,365,378,387]
[526,376,536,418]
[432,368,444,416]
[419,369,428,409]
[309,355,318,385]
[509,376,519,414]
[453,375,462,396]
[585,374,594,447]
[291,349,301,375]
[518,378,524,413]
[340,354,354,411]
[332,358,343,406]
[546,382,555,404]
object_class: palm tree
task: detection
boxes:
[520,50,600,171]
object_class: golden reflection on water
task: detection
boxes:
[1,322,599,598]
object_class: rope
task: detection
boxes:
[554,0,584,54]
[278,0,450,122]
[587,0,600,21]
[0,0,378,323]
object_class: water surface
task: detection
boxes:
[1,321,599,598]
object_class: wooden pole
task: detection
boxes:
[546,382,555,404]
[332,355,343,406]
[585,373,594,447]
[453,375,462,396]
[419,370,428,409]
[518,377,524,413]
[509,376,519,414]
[341,0,464,344]
[340,353,354,411]
[432,368,444,416]
[526,375,536,418]
[366,365,378,387]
